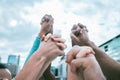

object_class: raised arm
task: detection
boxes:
[15,34,66,80]
[24,14,54,64]
[70,23,120,80]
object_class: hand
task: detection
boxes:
[39,34,66,80]
[37,34,66,61]
[66,46,105,80]
[66,45,95,80]
[71,23,90,46]
[39,14,54,37]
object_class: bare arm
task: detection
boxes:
[86,41,120,80]
[16,51,51,80]
[70,23,120,80]
[15,35,66,80]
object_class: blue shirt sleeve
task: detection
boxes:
[24,36,41,64]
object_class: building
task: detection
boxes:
[7,54,20,78]
[99,34,120,61]
[6,63,19,77]
[0,57,1,63]
[7,55,20,65]
[56,55,67,80]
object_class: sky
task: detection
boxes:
[0,0,120,68]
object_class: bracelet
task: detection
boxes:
[42,35,45,41]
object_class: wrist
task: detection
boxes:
[38,31,45,37]
[85,41,97,49]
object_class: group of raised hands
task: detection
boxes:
[14,14,120,80]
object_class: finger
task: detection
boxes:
[45,15,54,23]
[71,26,83,37]
[78,23,88,33]
[44,33,52,42]
[71,24,77,31]
[83,26,88,32]
[43,14,51,22]
[48,17,54,26]
[56,43,67,50]
[70,60,77,73]
[81,28,88,35]
[78,23,86,29]
[70,58,85,73]
[58,50,65,56]
[76,49,92,58]
[70,33,79,42]
[76,47,95,58]
[71,24,81,36]
[66,46,80,63]
[70,33,79,46]
[49,17,54,22]
[40,16,48,24]
[52,37,66,43]
[72,30,80,37]
[40,14,53,24]
[51,34,61,38]
[40,19,45,25]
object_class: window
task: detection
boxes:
[104,45,108,52]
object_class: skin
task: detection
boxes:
[70,23,120,80]
[39,21,106,80]
[38,14,54,37]
[15,34,66,80]
[66,45,106,80]
[0,69,12,80]
[38,14,56,80]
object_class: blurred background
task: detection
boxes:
[0,0,120,79]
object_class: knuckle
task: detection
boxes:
[71,60,76,65]
[73,45,79,48]
[84,46,93,50]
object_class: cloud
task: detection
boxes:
[9,19,17,27]
[62,0,120,44]
[0,0,120,68]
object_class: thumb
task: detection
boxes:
[70,33,79,46]
[70,58,85,73]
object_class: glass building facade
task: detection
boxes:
[99,34,120,61]
[8,55,20,65]
[7,55,20,78]
[56,56,67,80]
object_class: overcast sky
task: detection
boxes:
[0,0,120,68]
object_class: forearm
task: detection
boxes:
[44,71,56,80]
[38,30,46,38]
[16,52,51,80]
[43,65,56,80]
[87,41,120,79]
